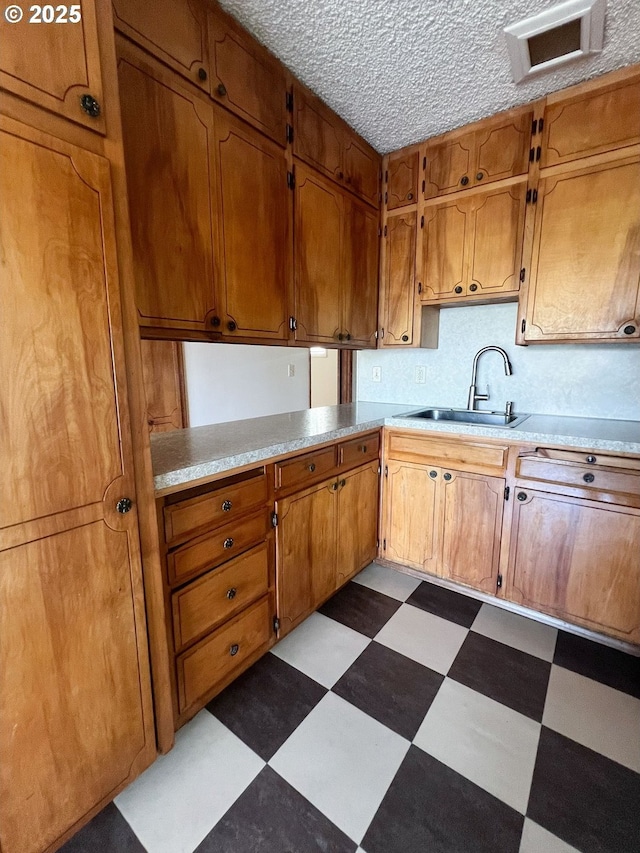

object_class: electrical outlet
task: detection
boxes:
[372,366,382,382]
[287,363,295,377]
[415,365,426,384]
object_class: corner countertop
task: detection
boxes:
[150,403,640,494]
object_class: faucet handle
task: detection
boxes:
[505,401,513,417]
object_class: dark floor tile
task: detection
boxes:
[362,745,523,853]
[206,653,326,760]
[554,631,640,699]
[196,765,356,853]
[448,632,551,721]
[406,581,483,628]
[332,641,444,740]
[319,582,401,638]
[528,727,640,853]
[58,803,145,853]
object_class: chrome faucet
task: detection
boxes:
[467,346,513,411]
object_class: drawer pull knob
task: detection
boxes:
[331,482,339,491]
[308,463,316,472]
[116,497,132,514]
[583,473,595,483]
[229,643,239,656]
[586,455,596,464]
[359,445,367,453]
[460,175,469,186]
[443,472,452,481]
[429,470,437,479]
[340,479,346,488]
[217,83,227,97]
[222,499,232,512]
[226,587,237,600]
[469,283,478,292]
[198,67,208,81]
[517,491,528,501]
[454,285,463,294]
[623,325,636,335]
[80,93,101,117]
[223,537,234,549]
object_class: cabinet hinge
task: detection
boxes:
[384,169,388,183]
[504,486,510,501]
[422,179,425,193]
[384,191,388,204]
[273,616,280,633]
[384,465,388,478]
[529,147,535,162]
[383,225,388,237]
[521,318,526,334]
[286,123,294,143]
[417,281,422,294]
[383,538,387,550]
[289,316,297,332]
[420,215,424,228]
[538,117,544,133]
[287,169,295,190]
[526,188,532,204]
[496,574,503,589]
[285,91,293,112]
[532,189,538,204]
[519,268,526,283]
[376,538,380,549]
[423,156,426,170]
[531,118,537,135]
[271,511,278,527]
[535,146,541,162]
[380,328,385,339]
[374,329,379,339]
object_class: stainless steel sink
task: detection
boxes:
[395,408,530,428]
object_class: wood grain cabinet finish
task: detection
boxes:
[0,0,106,133]
[0,115,155,853]
[379,211,417,346]
[343,135,380,206]
[140,340,187,433]
[342,195,379,346]
[385,150,420,209]
[112,0,210,91]
[383,460,441,573]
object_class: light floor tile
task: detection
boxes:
[115,711,264,853]
[270,692,409,844]
[519,818,580,853]
[413,678,541,813]
[270,611,370,688]
[352,562,422,601]
[374,603,468,674]
[543,665,640,772]
[471,604,557,662]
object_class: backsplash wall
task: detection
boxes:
[356,303,640,421]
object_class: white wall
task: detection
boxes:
[183,343,310,426]
[356,303,640,421]
[310,348,339,407]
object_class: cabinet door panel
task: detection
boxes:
[384,462,441,573]
[118,52,217,332]
[524,158,640,341]
[337,463,379,586]
[293,86,342,179]
[508,491,640,643]
[468,183,525,297]
[386,151,419,210]
[440,472,504,593]
[344,136,379,205]
[112,0,209,90]
[214,114,290,340]
[420,200,469,301]
[343,198,379,346]
[141,340,187,433]
[294,166,343,343]
[380,212,416,345]
[423,138,473,198]
[0,0,105,132]
[474,112,532,182]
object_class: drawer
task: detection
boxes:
[516,456,640,498]
[275,446,336,491]
[387,432,508,474]
[177,595,271,713]
[164,472,267,544]
[522,448,640,472]
[338,432,380,469]
[172,543,270,652]
[167,511,268,586]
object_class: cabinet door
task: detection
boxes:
[342,197,379,346]
[0,117,154,853]
[386,150,419,210]
[344,134,380,205]
[383,462,441,573]
[140,340,187,433]
[208,9,287,145]
[118,47,219,334]
[440,471,504,594]
[293,84,343,180]
[294,165,343,343]
[276,481,337,636]
[336,462,380,587]
[419,198,470,301]
[474,110,532,184]
[112,0,209,91]
[0,0,105,132]
[423,135,474,198]
[523,156,640,342]
[380,212,417,346]
[214,112,291,340]
[508,490,640,644]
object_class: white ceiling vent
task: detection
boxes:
[504,0,606,83]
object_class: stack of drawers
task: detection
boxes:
[160,468,275,724]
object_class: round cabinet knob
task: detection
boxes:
[80,94,101,118]
[226,588,237,600]
[217,83,227,97]
[340,479,346,488]
[221,499,232,512]
[338,171,344,180]
[331,482,339,491]
[429,470,437,479]
[401,334,409,342]
[469,283,478,292]
[337,333,344,341]
[116,497,132,514]
[345,333,352,341]
[585,455,597,464]
[460,175,469,186]
[308,463,316,472]
[223,537,234,549]
[229,643,239,656]
[210,315,221,328]
[443,472,452,481]
[198,67,208,81]
[227,320,237,332]
[476,172,484,181]
[454,286,463,294]
[583,473,595,483]
[517,492,528,501]
[623,325,636,335]
[359,445,367,453]
[407,192,413,200]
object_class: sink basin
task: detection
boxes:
[395,408,530,428]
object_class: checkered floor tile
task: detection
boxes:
[61,563,640,853]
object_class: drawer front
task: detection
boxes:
[338,432,380,469]
[523,448,640,472]
[275,446,336,491]
[387,432,508,474]
[517,457,640,497]
[164,474,267,544]
[167,511,268,585]
[172,543,270,652]
[177,595,271,712]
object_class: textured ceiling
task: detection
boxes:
[218,0,640,153]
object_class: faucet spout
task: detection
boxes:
[467,346,513,411]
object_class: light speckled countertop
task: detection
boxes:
[151,403,640,493]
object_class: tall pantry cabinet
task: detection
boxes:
[0,2,162,852]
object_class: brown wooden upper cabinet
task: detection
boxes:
[379,211,417,346]
[0,0,106,132]
[384,150,420,210]
[112,0,210,91]
[423,107,533,199]
[293,83,380,206]
[294,164,378,346]
[208,5,288,146]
